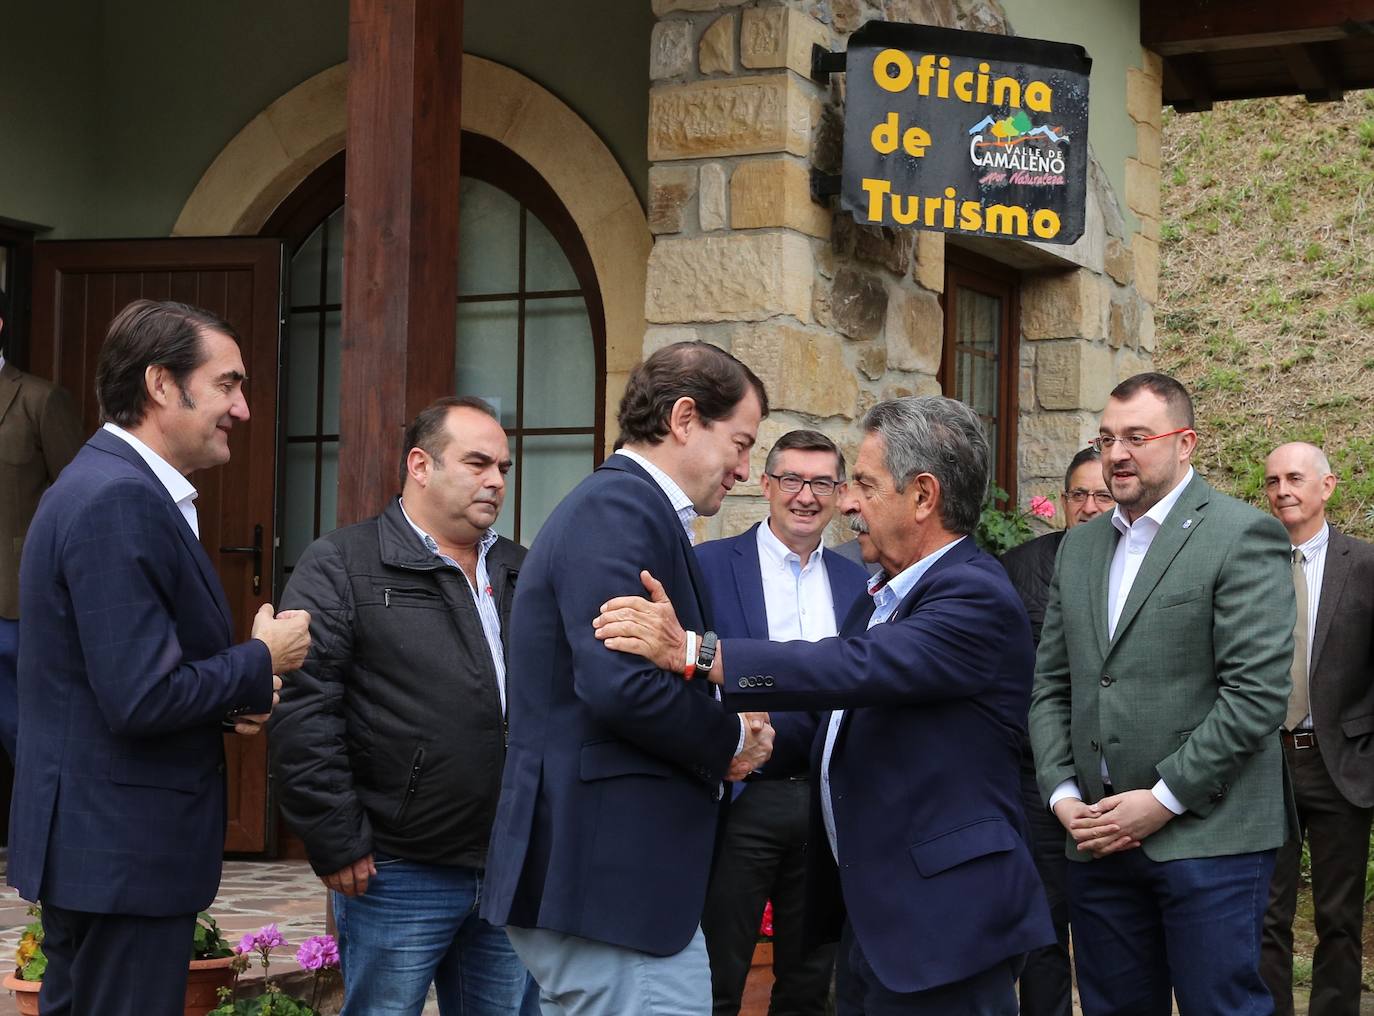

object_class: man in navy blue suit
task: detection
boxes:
[596,395,1055,1015]
[483,341,774,1015]
[8,299,310,1016]
[695,429,867,1015]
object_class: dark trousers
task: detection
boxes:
[834,920,1018,1016]
[702,779,835,1016]
[40,902,196,1016]
[1018,762,1073,1016]
[1261,739,1373,1016]
[0,615,18,760]
[1068,847,1277,1015]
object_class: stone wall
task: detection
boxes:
[644,0,1162,538]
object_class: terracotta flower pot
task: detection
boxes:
[4,956,235,1016]
[3,972,40,1016]
[184,956,237,1016]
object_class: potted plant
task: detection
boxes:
[208,924,340,1015]
[3,908,236,1016]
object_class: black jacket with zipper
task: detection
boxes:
[269,497,524,876]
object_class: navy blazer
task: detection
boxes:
[723,537,1054,993]
[482,455,743,956]
[7,428,272,916]
[696,522,868,780]
[694,522,870,643]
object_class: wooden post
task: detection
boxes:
[338,0,463,525]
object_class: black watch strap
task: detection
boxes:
[696,630,718,672]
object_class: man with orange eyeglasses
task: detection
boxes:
[1030,373,1294,1015]
[999,445,1111,1016]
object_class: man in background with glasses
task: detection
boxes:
[999,445,1111,1016]
[1031,372,1295,1015]
[694,430,869,1015]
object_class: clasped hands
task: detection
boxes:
[236,603,312,735]
[1052,788,1174,858]
[594,570,773,782]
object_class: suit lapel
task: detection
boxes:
[1108,477,1208,650]
[732,526,769,639]
[1086,521,1115,659]
[90,429,233,641]
[0,364,20,425]
[1310,529,1350,678]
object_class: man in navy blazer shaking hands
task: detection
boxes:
[483,342,775,1015]
[8,300,310,1016]
[596,396,1054,1015]
[695,428,868,1015]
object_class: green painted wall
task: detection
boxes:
[1000,0,1141,231]
[0,1,651,239]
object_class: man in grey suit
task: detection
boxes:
[1031,372,1295,1014]
[1259,441,1374,1016]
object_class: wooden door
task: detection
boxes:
[30,238,283,854]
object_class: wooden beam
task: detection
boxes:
[338,0,463,525]
[1142,0,1373,56]
[1281,42,1347,101]
[1163,55,1215,113]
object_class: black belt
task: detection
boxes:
[1281,729,1317,750]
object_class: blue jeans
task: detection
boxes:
[1068,848,1277,1015]
[334,855,526,1016]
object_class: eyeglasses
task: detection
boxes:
[1064,489,1116,506]
[767,473,839,496]
[1088,427,1193,453]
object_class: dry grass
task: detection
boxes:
[1154,90,1374,537]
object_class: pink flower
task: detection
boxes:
[255,924,288,950]
[759,900,774,938]
[295,934,340,971]
[235,932,256,955]
[1028,495,1056,520]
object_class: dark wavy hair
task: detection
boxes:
[96,299,238,427]
[616,341,768,445]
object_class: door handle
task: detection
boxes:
[219,523,263,595]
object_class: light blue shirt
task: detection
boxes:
[755,520,837,643]
[613,448,698,543]
[819,536,966,861]
[399,500,508,714]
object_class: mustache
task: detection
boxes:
[848,514,869,535]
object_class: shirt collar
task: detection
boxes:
[868,536,966,617]
[614,448,698,540]
[398,498,498,560]
[1294,521,1329,558]
[756,518,822,571]
[102,422,198,507]
[1111,466,1194,537]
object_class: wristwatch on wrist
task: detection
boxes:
[696,630,718,673]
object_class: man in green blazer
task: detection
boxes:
[1030,372,1295,1015]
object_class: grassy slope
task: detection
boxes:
[1154,90,1374,537]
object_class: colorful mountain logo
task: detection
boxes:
[967,112,1069,148]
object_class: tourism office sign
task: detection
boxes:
[841,22,1092,245]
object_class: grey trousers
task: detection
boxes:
[507,924,712,1016]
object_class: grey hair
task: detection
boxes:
[861,396,990,535]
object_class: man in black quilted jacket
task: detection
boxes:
[999,445,1110,1016]
[270,396,528,1016]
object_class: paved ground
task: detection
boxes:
[2,852,1368,1014]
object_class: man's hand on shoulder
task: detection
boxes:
[593,570,688,674]
[321,854,377,897]
[727,712,774,781]
[252,603,311,674]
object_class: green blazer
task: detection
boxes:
[1029,472,1296,862]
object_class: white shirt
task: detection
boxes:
[1289,522,1329,730]
[1049,468,1194,816]
[756,520,838,643]
[612,449,743,755]
[102,422,200,537]
[820,537,965,861]
[399,499,509,713]
[613,448,697,543]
